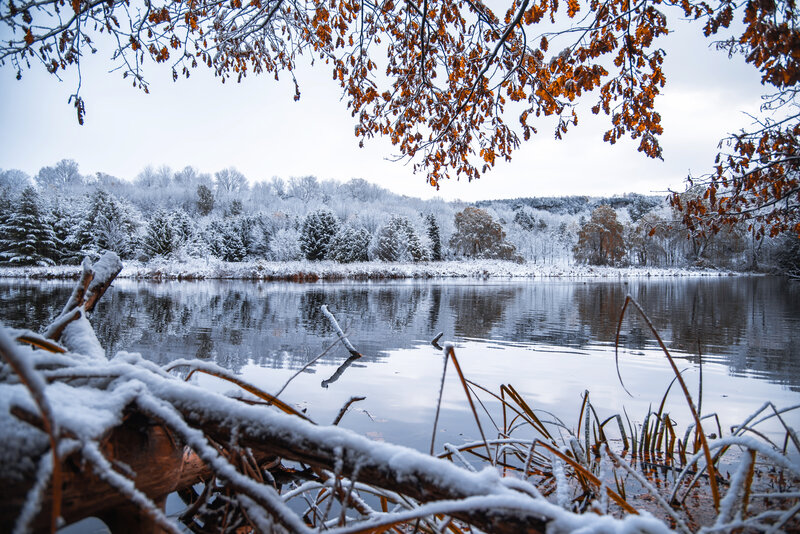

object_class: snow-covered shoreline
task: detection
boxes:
[0,258,740,281]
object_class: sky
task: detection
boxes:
[0,13,767,202]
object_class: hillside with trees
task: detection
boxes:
[0,160,795,274]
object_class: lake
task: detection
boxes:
[2,276,799,452]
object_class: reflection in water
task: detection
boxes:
[322,355,362,388]
[1,277,799,391]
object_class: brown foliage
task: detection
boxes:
[450,206,520,260]
[2,0,797,232]
[574,204,625,265]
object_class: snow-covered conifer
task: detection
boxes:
[299,209,339,260]
[142,210,182,258]
[425,214,443,261]
[327,225,371,263]
[196,184,215,216]
[372,216,429,262]
[201,217,250,262]
[0,186,59,265]
[71,189,141,259]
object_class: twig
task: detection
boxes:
[431,332,443,350]
[332,396,367,426]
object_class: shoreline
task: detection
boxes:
[0,258,743,281]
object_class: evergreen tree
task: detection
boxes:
[775,233,800,277]
[425,214,443,261]
[0,186,59,265]
[171,209,195,244]
[49,200,87,264]
[221,225,247,262]
[72,189,140,259]
[203,217,249,262]
[299,210,339,260]
[328,225,371,263]
[373,216,429,262]
[143,210,180,258]
[197,184,215,216]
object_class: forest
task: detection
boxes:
[2,160,798,275]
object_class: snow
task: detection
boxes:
[59,312,106,360]
[0,258,740,282]
[86,251,123,292]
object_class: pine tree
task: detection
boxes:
[197,184,215,216]
[373,216,429,262]
[0,186,59,265]
[221,225,247,262]
[143,210,180,258]
[425,214,443,261]
[71,189,140,259]
[328,225,371,263]
[299,210,339,261]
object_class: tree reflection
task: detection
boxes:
[448,286,518,339]
[1,277,798,390]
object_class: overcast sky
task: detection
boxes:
[0,15,766,202]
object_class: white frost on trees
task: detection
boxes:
[0,187,59,266]
[327,225,371,263]
[372,216,430,262]
[300,210,339,261]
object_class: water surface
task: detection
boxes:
[2,276,798,450]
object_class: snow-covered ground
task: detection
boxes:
[0,259,738,281]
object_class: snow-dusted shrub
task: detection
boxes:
[327,225,371,263]
[268,227,302,261]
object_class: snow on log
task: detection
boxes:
[42,252,122,344]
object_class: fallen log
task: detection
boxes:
[0,409,277,532]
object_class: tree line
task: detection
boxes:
[0,160,797,275]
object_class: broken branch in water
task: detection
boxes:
[321,305,362,358]
[332,396,367,426]
[42,252,122,343]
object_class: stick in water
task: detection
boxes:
[320,305,362,358]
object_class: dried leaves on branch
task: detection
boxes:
[2,0,798,235]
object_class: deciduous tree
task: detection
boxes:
[573,205,626,266]
[450,206,519,261]
[35,159,83,189]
